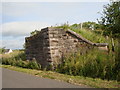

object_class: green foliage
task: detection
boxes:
[0,48,2,54]
[56,23,70,30]
[70,24,80,30]
[56,23,109,43]
[70,28,107,43]
[98,1,120,37]
[70,22,102,30]
[0,47,6,54]
[82,21,101,30]
[27,60,41,70]
[55,23,119,81]
[113,39,120,81]
[13,51,26,61]
[56,40,120,81]
[56,22,113,44]
[2,51,41,70]
[30,30,39,36]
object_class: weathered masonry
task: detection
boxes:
[25,27,108,69]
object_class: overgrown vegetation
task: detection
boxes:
[2,21,119,82]
[1,50,41,70]
[70,28,107,43]
[56,46,120,81]
[56,23,69,31]
[1,1,120,88]
[30,30,39,36]
[1,25,120,87]
[2,1,120,85]
[55,23,120,81]
[0,47,6,54]
[56,22,110,43]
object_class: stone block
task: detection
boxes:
[25,27,107,70]
[49,30,58,34]
[49,38,59,42]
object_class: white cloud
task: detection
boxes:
[1,21,51,37]
[1,21,51,49]
[2,37,25,49]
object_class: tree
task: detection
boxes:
[98,1,120,37]
[82,21,101,30]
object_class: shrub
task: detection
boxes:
[2,50,41,70]
[27,60,41,70]
[56,47,119,81]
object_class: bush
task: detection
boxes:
[56,47,119,81]
[27,60,41,70]
[2,50,41,70]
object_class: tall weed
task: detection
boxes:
[2,51,41,70]
[56,47,119,81]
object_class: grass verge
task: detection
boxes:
[1,65,120,88]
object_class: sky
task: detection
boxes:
[0,1,109,49]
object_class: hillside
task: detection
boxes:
[56,24,112,44]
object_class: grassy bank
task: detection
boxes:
[1,26,120,88]
[56,47,120,81]
[56,24,109,43]
[56,25,120,81]
[1,51,41,70]
[1,65,120,88]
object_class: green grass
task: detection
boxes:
[55,25,120,81]
[1,51,41,70]
[70,28,107,43]
[1,65,120,88]
[1,25,120,88]
[56,47,120,81]
[56,24,114,44]
[2,50,26,60]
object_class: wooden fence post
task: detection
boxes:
[111,38,115,52]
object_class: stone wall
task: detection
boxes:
[25,28,51,68]
[25,27,108,69]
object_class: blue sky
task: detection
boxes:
[1,2,109,49]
